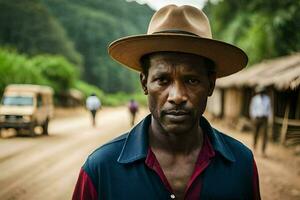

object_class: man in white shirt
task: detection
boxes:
[86,93,101,127]
[249,87,271,155]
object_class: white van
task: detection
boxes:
[0,84,54,136]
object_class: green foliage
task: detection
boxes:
[0,47,146,107]
[74,80,105,100]
[0,48,47,94]
[0,48,80,102]
[31,55,79,94]
[0,0,82,66]
[103,92,147,107]
[74,80,147,107]
[42,0,154,93]
[205,0,300,64]
[0,0,154,96]
[130,92,148,107]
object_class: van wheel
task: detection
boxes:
[29,123,36,137]
[15,128,21,136]
[42,119,49,135]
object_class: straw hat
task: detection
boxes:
[108,5,248,78]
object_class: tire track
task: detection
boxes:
[0,107,147,200]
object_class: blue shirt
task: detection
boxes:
[73,115,260,200]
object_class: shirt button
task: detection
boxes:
[170,194,176,199]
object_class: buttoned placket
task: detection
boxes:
[145,133,216,200]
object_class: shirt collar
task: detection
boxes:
[117,115,150,163]
[117,114,235,164]
[199,117,236,162]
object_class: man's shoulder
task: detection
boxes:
[212,128,253,158]
[81,133,129,189]
[86,133,128,166]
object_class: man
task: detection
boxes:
[128,99,139,126]
[73,5,261,199]
[250,86,271,155]
[86,93,101,127]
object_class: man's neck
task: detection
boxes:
[149,117,204,155]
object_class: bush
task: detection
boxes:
[74,80,104,99]
[74,81,147,107]
[0,49,47,95]
[0,48,148,107]
[31,54,79,94]
[104,92,147,107]
[0,48,80,103]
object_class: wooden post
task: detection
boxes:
[280,100,290,144]
[269,89,274,141]
[295,90,300,119]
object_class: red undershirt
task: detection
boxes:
[145,133,215,199]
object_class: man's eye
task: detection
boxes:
[156,77,169,84]
[187,78,200,85]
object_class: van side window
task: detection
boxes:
[37,94,43,107]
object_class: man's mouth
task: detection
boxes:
[163,110,190,122]
[164,110,189,115]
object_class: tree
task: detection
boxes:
[42,0,154,93]
[0,0,82,66]
[204,0,300,64]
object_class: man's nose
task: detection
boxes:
[167,82,188,105]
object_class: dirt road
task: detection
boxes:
[0,107,299,200]
[211,118,300,200]
[0,107,146,200]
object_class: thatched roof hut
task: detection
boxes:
[217,53,300,90]
[209,53,300,145]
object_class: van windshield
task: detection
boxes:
[2,96,34,106]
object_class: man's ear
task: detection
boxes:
[208,72,216,96]
[140,73,148,95]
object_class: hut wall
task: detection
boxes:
[224,88,242,120]
[240,87,253,118]
[207,88,223,117]
[273,88,300,142]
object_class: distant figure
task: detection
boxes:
[86,93,101,127]
[250,87,271,155]
[128,99,139,126]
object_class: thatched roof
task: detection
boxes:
[216,53,300,90]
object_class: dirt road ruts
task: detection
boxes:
[0,107,147,200]
[0,107,299,200]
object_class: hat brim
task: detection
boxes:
[108,33,248,78]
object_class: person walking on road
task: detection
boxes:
[86,93,101,127]
[73,5,261,200]
[250,86,271,155]
[128,99,139,126]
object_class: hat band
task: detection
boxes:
[152,30,198,36]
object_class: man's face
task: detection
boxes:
[140,52,216,134]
